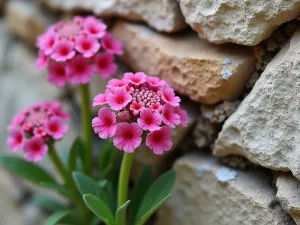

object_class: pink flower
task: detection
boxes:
[94,52,117,78]
[161,104,181,128]
[101,33,123,55]
[150,103,162,112]
[161,87,181,107]
[84,20,107,38]
[92,107,117,139]
[23,137,48,162]
[107,88,132,111]
[113,122,142,153]
[75,35,100,58]
[45,117,68,139]
[7,130,24,153]
[38,33,57,55]
[107,78,129,89]
[8,114,25,130]
[33,127,47,137]
[137,108,162,131]
[93,93,106,106]
[47,61,68,87]
[67,55,94,84]
[175,106,188,127]
[147,76,166,87]
[146,126,173,155]
[124,72,147,85]
[51,41,75,62]
[36,52,49,70]
[130,102,145,115]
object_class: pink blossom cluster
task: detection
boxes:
[36,16,123,87]
[92,72,188,155]
[7,102,70,162]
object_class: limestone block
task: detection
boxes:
[277,173,300,224]
[178,0,300,46]
[214,29,300,179]
[112,22,255,104]
[5,0,53,46]
[39,0,186,32]
[156,154,294,225]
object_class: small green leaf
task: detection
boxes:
[31,195,66,212]
[116,200,130,225]
[83,194,115,225]
[73,172,108,204]
[135,171,175,225]
[68,137,84,172]
[0,155,56,184]
[130,165,152,224]
[45,211,71,225]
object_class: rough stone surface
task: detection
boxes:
[131,103,197,179]
[156,154,294,225]
[112,22,255,104]
[277,173,300,224]
[214,29,300,179]
[5,0,53,46]
[178,0,300,46]
[40,0,186,32]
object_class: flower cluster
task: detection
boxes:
[36,16,123,87]
[92,72,187,155]
[7,102,70,162]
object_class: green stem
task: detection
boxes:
[79,84,93,174]
[48,143,75,189]
[48,142,91,224]
[118,152,134,208]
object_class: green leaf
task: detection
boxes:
[83,194,115,225]
[0,155,56,184]
[130,165,152,224]
[135,171,176,225]
[68,137,84,172]
[31,195,66,212]
[73,172,108,204]
[45,211,71,225]
[116,200,130,225]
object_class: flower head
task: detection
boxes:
[113,122,142,153]
[36,16,123,86]
[92,72,187,155]
[7,102,69,161]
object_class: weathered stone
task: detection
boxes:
[0,21,12,72]
[156,154,294,225]
[40,0,186,32]
[131,103,196,179]
[277,173,300,224]
[214,29,300,179]
[193,117,219,149]
[112,22,255,104]
[178,0,300,46]
[201,100,240,124]
[5,0,53,46]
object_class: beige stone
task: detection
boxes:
[156,154,294,225]
[5,0,53,46]
[39,0,186,32]
[178,0,300,46]
[214,29,300,179]
[112,22,255,104]
[277,173,300,224]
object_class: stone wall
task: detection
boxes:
[1,0,300,224]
